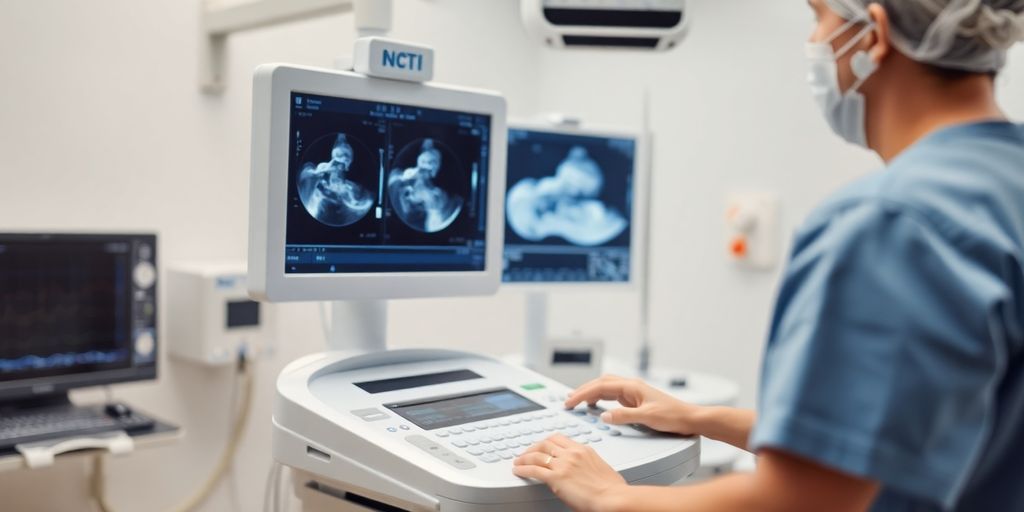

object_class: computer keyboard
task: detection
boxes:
[0,405,155,450]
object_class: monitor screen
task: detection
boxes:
[503,129,636,283]
[0,235,157,396]
[285,93,492,274]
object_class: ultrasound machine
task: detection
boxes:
[0,233,170,465]
[247,38,697,512]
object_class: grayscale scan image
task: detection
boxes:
[387,138,465,233]
[297,133,375,227]
[506,146,627,247]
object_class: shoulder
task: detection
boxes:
[801,125,1024,251]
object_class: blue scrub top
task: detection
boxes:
[750,122,1024,511]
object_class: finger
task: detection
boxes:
[565,380,632,409]
[514,451,558,467]
[564,376,626,408]
[600,406,647,426]
[563,376,623,409]
[523,440,559,456]
[544,433,575,449]
[512,464,555,482]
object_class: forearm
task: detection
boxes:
[598,474,760,512]
[688,406,756,451]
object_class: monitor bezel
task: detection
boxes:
[248,64,508,302]
[501,120,648,291]
[0,232,158,402]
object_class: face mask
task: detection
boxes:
[806,16,879,147]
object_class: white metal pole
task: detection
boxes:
[523,292,549,369]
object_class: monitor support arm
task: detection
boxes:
[200,0,393,93]
[326,301,389,353]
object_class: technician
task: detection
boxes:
[513,1,1024,510]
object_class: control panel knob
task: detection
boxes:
[133,261,156,289]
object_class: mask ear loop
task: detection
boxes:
[835,23,879,92]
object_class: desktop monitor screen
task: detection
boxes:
[503,128,637,284]
[0,234,158,400]
[285,93,491,275]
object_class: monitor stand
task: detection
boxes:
[523,292,548,370]
[324,300,388,353]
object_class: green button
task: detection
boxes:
[521,383,546,391]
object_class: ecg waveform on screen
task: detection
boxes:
[0,350,128,373]
[0,248,128,371]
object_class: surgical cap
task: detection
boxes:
[825,0,1024,72]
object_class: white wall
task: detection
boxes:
[1,0,1023,510]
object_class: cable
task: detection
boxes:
[263,462,282,512]
[92,349,256,512]
[91,454,115,512]
[168,350,255,512]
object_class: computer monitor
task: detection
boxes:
[502,123,645,287]
[248,64,507,302]
[0,233,158,403]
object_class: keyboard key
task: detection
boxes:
[462,426,476,433]
[479,454,501,463]
[467,447,484,456]
[597,425,610,431]
[476,424,489,430]
[498,451,514,460]
[448,429,462,436]
[589,436,602,443]
[436,431,450,438]
[452,440,469,448]
[467,438,480,445]
[609,430,622,437]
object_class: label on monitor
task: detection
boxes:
[353,37,435,83]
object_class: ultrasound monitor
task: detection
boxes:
[0,234,158,402]
[502,124,644,286]
[248,65,507,302]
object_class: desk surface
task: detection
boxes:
[0,419,182,473]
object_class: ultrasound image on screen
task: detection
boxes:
[286,93,491,274]
[387,138,466,234]
[503,130,635,283]
[0,241,134,381]
[297,133,375,227]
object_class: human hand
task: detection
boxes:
[565,375,701,436]
[513,434,627,512]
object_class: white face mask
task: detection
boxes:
[806,16,879,147]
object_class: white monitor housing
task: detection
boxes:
[501,120,647,374]
[248,64,507,304]
[248,62,507,352]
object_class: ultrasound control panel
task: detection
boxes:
[273,349,699,511]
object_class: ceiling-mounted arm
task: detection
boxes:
[199,0,392,94]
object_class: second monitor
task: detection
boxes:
[503,124,643,285]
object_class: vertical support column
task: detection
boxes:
[326,300,388,353]
[353,0,392,37]
[523,292,549,370]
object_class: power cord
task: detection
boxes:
[91,347,255,512]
